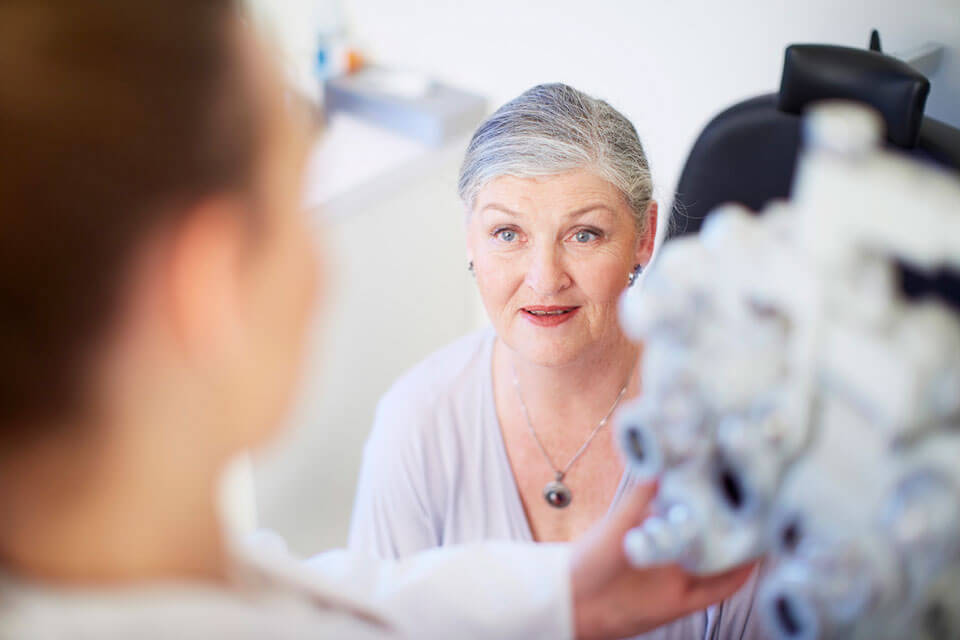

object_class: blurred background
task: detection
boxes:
[230,0,960,555]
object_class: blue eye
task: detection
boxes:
[573,229,599,243]
[495,229,518,242]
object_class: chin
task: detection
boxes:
[507,328,590,368]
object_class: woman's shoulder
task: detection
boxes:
[377,326,495,419]
[362,327,497,468]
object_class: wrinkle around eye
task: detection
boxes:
[566,228,604,244]
[491,226,525,245]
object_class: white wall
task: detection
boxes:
[343,0,960,209]
[252,140,479,554]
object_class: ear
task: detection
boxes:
[635,200,658,266]
[464,206,476,266]
[164,198,247,370]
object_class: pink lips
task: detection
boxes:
[520,305,580,327]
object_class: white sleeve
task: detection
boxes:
[348,395,441,559]
[306,542,573,640]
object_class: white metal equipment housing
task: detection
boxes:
[617,101,960,640]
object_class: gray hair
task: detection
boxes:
[458,83,654,233]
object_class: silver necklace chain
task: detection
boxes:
[510,359,632,483]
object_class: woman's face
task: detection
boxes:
[466,170,656,367]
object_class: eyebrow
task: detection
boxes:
[478,203,615,219]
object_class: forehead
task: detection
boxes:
[474,170,631,220]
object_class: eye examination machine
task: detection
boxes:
[617,95,960,640]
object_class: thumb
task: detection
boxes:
[608,480,659,536]
[571,479,659,602]
[685,563,757,611]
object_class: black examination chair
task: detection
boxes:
[668,34,960,240]
[667,33,960,309]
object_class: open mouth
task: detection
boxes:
[520,306,581,326]
[522,306,579,316]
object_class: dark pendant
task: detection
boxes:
[544,479,572,508]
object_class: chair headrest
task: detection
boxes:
[778,44,930,148]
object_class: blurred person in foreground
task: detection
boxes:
[0,1,753,638]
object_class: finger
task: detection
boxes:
[683,562,757,611]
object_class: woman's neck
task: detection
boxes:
[495,332,642,433]
[0,422,230,586]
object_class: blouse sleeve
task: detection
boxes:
[306,542,573,640]
[348,391,442,559]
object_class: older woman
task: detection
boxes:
[0,2,752,639]
[350,84,763,638]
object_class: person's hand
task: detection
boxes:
[570,482,757,640]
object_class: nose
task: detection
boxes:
[525,245,570,296]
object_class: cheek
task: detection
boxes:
[278,218,319,347]
[468,234,520,313]
[474,255,523,314]
[573,254,630,304]
[240,216,318,441]
[248,214,317,368]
